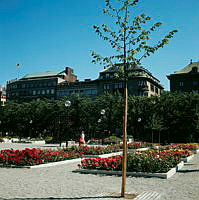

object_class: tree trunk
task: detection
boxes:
[121,82,128,197]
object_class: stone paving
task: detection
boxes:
[0,143,199,200]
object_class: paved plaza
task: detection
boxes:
[0,143,199,200]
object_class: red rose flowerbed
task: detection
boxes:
[0,148,82,167]
[0,145,121,167]
[78,149,192,173]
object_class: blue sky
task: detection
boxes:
[0,0,199,90]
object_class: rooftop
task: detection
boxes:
[174,61,199,74]
[22,70,66,79]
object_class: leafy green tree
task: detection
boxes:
[92,0,177,196]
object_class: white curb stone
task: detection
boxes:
[176,161,184,171]
[181,155,194,163]
[75,166,177,179]
[192,149,199,154]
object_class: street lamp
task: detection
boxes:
[65,100,71,108]
[101,109,105,115]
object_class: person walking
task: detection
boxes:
[79,131,86,146]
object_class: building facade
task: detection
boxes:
[6,67,77,102]
[7,64,164,102]
[167,61,199,93]
[57,64,163,99]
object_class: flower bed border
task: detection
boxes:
[84,151,122,158]
[181,155,194,163]
[74,163,182,179]
[192,149,199,154]
[176,161,184,171]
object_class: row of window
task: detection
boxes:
[100,73,114,79]
[103,82,159,94]
[8,81,57,90]
[7,89,55,97]
[150,84,159,94]
[179,81,198,87]
[104,83,124,90]
[32,89,55,95]
[58,89,97,96]
[138,92,148,96]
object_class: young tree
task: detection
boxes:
[92,0,177,197]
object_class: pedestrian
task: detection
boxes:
[79,131,86,146]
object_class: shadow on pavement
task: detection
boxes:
[184,163,194,166]
[178,169,199,173]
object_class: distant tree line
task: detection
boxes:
[0,92,198,144]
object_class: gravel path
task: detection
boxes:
[0,143,199,200]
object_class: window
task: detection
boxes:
[33,90,36,95]
[51,89,55,94]
[104,83,110,90]
[179,81,184,86]
[150,84,154,92]
[42,90,45,95]
[115,82,123,89]
[91,89,97,95]
[193,81,198,86]
[46,90,50,94]
[12,84,17,89]
[137,80,146,86]
[105,73,110,79]
[155,87,159,94]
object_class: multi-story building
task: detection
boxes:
[97,64,163,97]
[6,67,77,102]
[57,64,163,98]
[167,61,199,93]
[7,64,163,102]
[0,87,6,106]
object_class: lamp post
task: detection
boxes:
[137,117,141,140]
[0,120,2,137]
[64,100,71,147]
[29,120,32,138]
[96,109,105,141]
[100,109,105,144]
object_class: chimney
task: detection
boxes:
[65,67,73,75]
